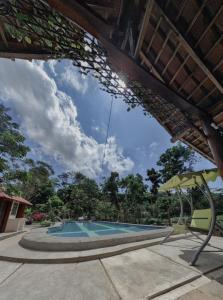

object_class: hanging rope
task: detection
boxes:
[100,97,114,175]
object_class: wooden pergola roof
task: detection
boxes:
[0,0,223,165]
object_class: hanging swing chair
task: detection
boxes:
[158,168,223,266]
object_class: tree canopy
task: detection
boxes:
[0,104,29,174]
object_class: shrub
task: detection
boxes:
[40,220,51,227]
[32,211,45,222]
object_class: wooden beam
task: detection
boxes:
[85,0,114,8]
[134,0,153,58]
[187,77,207,100]
[0,41,52,60]
[159,0,186,77]
[181,138,214,163]
[169,54,190,85]
[194,5,223,48]
[197,88,216,106]
[175,0,187,21]
[155,2,223,94]
[161,43,181,76]
[146,16,162,54]
[0,52,50,60]
[202,120,223,179]
[47,0,207,120]
[185,0,208,35]
[153,30,172,65]
[204,35,223,60]
[171,125,192,143]
[139,51,164,82]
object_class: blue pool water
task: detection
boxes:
[48,221,162,237]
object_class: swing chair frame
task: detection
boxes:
[159,168,223,266]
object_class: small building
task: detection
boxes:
[0,192,32,233]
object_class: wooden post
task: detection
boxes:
[16,204,26,218]
[1,201,13,232]
[202,120,223,179]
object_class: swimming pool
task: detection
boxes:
[48,221,162,237]
[20,221,171,252]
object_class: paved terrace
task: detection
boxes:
[0,232,223,299]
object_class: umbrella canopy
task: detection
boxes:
[159,168,219,191]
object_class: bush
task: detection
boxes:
[32,211,45,222]
[40,220,51,227]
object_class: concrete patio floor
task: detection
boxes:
[0,234,223,299]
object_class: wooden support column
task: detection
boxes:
[202,120,223,179]
[1,201,12,232]
[16,204,26,218]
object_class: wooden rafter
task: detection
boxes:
[139,51,164,83]
[153,30,172,65]
[134,0,153,58]
[161,43,181,76]
[155,2,223,94]
[185,0,209,35]
[187,77,208,100]
[194,5,223,48]
[145,16,162,54]
[169,55,190,85]
[160,0,186,77]
[175,0,187,21]
[85,0,114,8]
[181,138,213,162]
[203,35,223,60]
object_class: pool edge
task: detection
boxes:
[19,227,172,251]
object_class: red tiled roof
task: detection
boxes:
[0,192,32,206]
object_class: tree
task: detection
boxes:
[58,172,100,219]
[157,143,196,182]
[0,104,29,174]
[120,174,148,223]
[146,168,161,218]
[102,172,120,211]
[146,168,161,195]
[9,160,56,206]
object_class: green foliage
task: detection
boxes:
[120,174,148,223]
[48,195,64,208]
[157,143,196,182]
[40,220,51,227]
[0,104,29,174]
[146,168,161,195]
[102,172,120,211]
[57,173,100,219]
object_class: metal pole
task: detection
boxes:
[190,174,216,266]
[176,188,184,225]
[161,187,184,244]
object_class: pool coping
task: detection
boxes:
[1,233,192,264]
[19,226,172,251]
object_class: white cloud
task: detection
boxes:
[0,59,134,177]
[48,60,58,76]
[61,64,88,94]
[91,125,106,136]
[149,141,158,149]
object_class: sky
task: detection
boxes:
[0,58,217,184]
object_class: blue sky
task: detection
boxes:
[0,58,216,183]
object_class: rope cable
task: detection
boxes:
[100,97,114,176]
